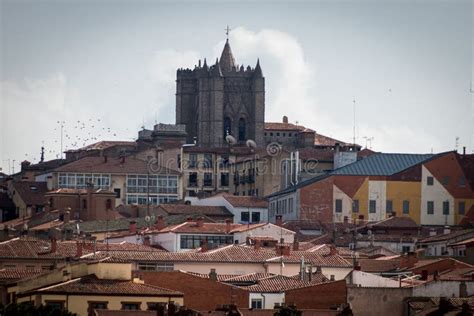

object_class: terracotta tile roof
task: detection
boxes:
[296,148,334,162]
[158,204,233,218]
[155,221,267,235]
[100,244,351,267]
[65,140,137,153]
[241,274,329,293]
[264,122,311,131]
[0,268,43,283]
[419,229,474,243]
[12,181,47,206]
[28,274,182,296]
[358,258,400,273]
[54,156,179,175]
[314,133,350,147]
[0,237,164,260]
[439,267,474,281]
[369,216,419,229]
[223,195,268,208]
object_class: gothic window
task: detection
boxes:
[238,118,246,141]
[224,117,232,139]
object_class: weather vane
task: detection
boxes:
[225,25,231,40]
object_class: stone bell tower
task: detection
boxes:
[175,35,265,147]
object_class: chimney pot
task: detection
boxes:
[282,116,288,124]
[209,268,217,281]
[275,215,283,227]
[129,220,137,234]
[156,215,166,230]
[143,235,151,247]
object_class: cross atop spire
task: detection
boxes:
[225,25,231,40]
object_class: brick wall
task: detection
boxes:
[139,271,248,311]
[299,177,334,222]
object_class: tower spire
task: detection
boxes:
[254,58,263,78]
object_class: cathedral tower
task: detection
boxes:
[175,38,265,147]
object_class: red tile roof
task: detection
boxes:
[28,274,182,296]
[65,141,137,153]
[54,156,179,175]
[0,268,43,283]
[314,133,353,147]
[155,221,267,235]
[264,122,311,132]
[241,274,328,293]
[358,258,400,273]
[12,181,47,206]
[223,194,268,208]
[158,204,233,218]
[419,229,474,243]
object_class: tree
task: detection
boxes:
[0,302,76,316]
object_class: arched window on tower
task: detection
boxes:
[224,117,232,140]
[238,118,246,141]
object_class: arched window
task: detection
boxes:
[224,117,232,139]
[238,118,246,141]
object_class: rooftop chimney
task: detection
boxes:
[129,220,137,234]
[293,239,299,251]
[282,116,289,124]
[143,235,151,247]
[420,269,428,281]
[209,268,217,281]
[275,215,283,227]
[196,217,204,228]
[63,210,70,224]
[329,245,338,256]
[76,240,83,257]
[50,237,57,254]
[200,239,208,252]
[155,215,166,230]
[225,219,232,234]
[254,239,261,250]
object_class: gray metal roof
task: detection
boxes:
[331,153,436,176]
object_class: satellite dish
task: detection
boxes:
[226,135,237,145]
[145,216,151,223]
[246,139,257,149]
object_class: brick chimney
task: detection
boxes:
[143,235,151,247]
[200,239,208,252]
[209,268,217,281]
[225,219,232,234]
[196,217,204,228]
[293,239,299,251]
[129,220,137,234]
[50,237,57,254]
[276,244,290,256]
[76,240,83,257]
[282,116,289,124]
[329,245,338,256]
[275,215,283,227]
[155,215,166,230]
[254,239,261,250]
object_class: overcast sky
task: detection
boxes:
[1,0,473,174]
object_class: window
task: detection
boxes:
[188,173,198,187]
[203,154,213,168]
[369,200,376,213]
[219,155,229,169]
[238,118,246,141]
[251,212,261,223]
[403,200,410,214]
[122,302,140,310]
[352,200,359,213]
[114,188,121,198]
[386,200,393,213]
[427,176,434,186]
[45,301,65,310]
[204,173,213,186]
[427,201,434,215]
[180,235,233,249]
[442,176,450,185]
[443,201,450,215]
[459,177,466,187]
[241,212,250,222]
[188,154,197,168]
[88,301,108,316]
[402,246,411,253]
[459,201,466,215]
[289,197,294,213]
[220,173,229,187]
[251,299,263,309]
[138,262,174,271]
[335,199,342,213]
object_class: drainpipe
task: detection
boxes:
[260,293,266,309]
